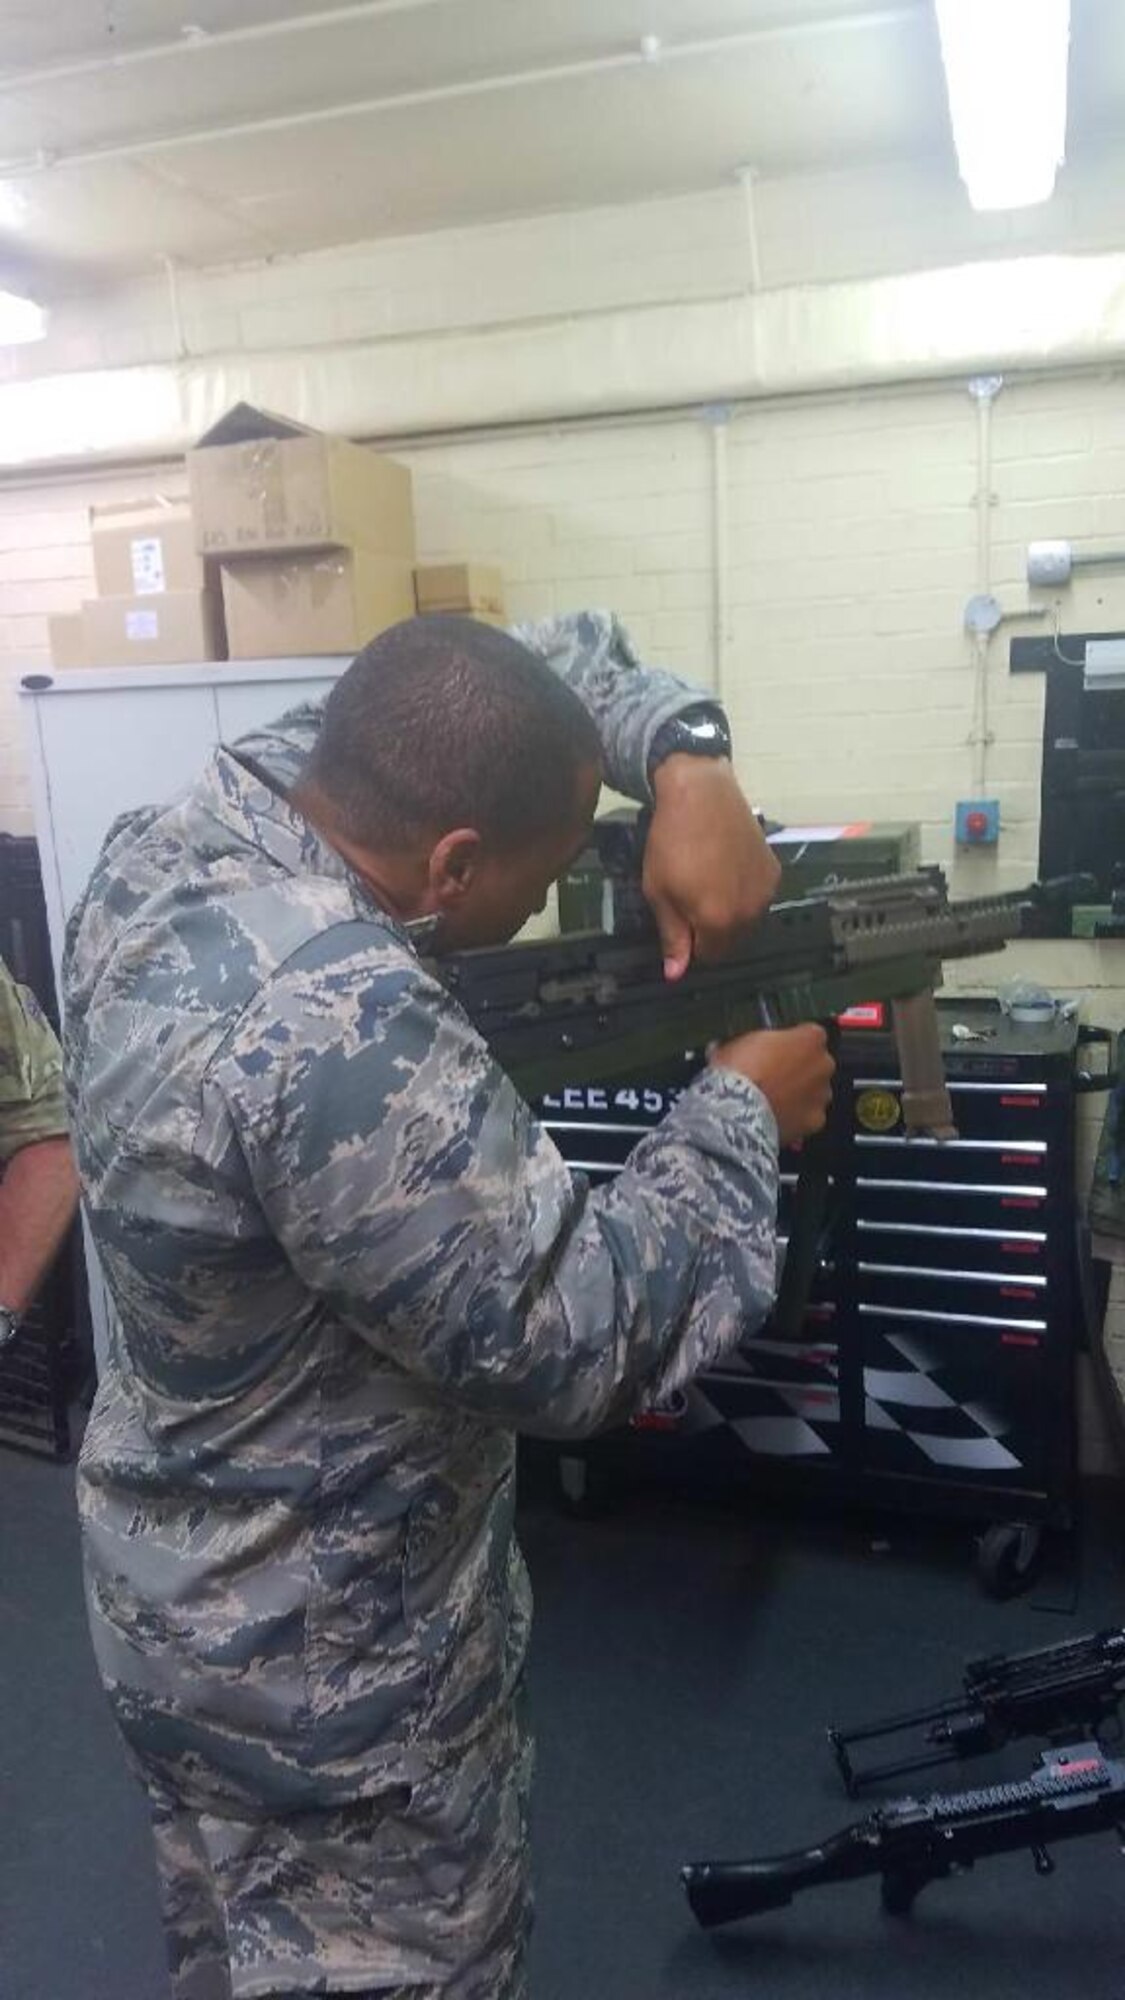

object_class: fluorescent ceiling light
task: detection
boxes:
[0,183,29,232]
[0,288,46,344]
[935,0,1071,212]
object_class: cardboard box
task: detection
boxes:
[91,499,205,598]
[221,549,416,659]
[188,403,415,562]
[47,611,88,668]
[414,562,506,622]
[81,590,225,667]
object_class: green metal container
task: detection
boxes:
[771,822,920,899]
[557,816,921,935]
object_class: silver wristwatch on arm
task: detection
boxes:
[0,1305,19,1349]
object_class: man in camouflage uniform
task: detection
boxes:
[64,612,832,2000]
[0,955,78,1341]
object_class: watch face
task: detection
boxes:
[648,707,732,779]
[677,718,729,756]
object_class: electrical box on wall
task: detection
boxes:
[955,799,1000,847]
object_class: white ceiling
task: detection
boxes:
[0,0,1119,290]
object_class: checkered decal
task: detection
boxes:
[538,1081,1031,1486]
[680,1328,1023,1474]
[688,1340,842,1459]
[861,1330,1022,1471]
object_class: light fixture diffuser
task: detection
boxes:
[0,288,46,344]
[935,0,1071,212]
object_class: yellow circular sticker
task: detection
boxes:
[856,1088,902,1134]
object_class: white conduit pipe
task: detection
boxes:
[0,0,446,93]
[0,10,916,175]
[709,411,731,707]
[739,167,764,296]
[969,375,1002,797]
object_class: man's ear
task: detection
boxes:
[428,827,484,909]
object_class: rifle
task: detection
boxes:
[682,1740,1125,1925]
[437,864,1081,1123]
[829,1625,1125,1794]
[436,864,1083,1334]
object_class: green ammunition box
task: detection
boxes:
[558,817,921,934]
[771,822,920,898]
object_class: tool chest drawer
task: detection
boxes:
[857,1256,1048,1323]
[855,1133,1050,1187]
[853,1075,1052,1142]
[855,1217,1048,1276]
[855,1180,1050,1230]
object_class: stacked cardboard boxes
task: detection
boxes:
[48,405,420,668]
[46,497,226,669]
[82,498,225,666]
[191,405,416,659]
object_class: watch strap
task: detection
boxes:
[647,704,733,782]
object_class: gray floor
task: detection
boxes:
[2,1442,1124,2000]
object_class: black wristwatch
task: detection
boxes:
[647,704,732,784]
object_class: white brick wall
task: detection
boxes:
[6,191,752,385]
[15,153,1125,387]
[3,371,1124,1472]
[4,373,1121,910]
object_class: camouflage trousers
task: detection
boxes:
[125,1704,533,2000]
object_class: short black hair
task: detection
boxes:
[298,615,601,851]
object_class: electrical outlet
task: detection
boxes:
[955,799,1000,847]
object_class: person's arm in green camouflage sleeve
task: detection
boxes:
[0,963,79,1314]
[212,927,780,1437]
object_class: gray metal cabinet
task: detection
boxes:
[20,658,344,1361]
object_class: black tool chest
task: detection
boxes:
[532,999,1099,1591]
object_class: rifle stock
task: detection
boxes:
[684,1826,875,1925]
